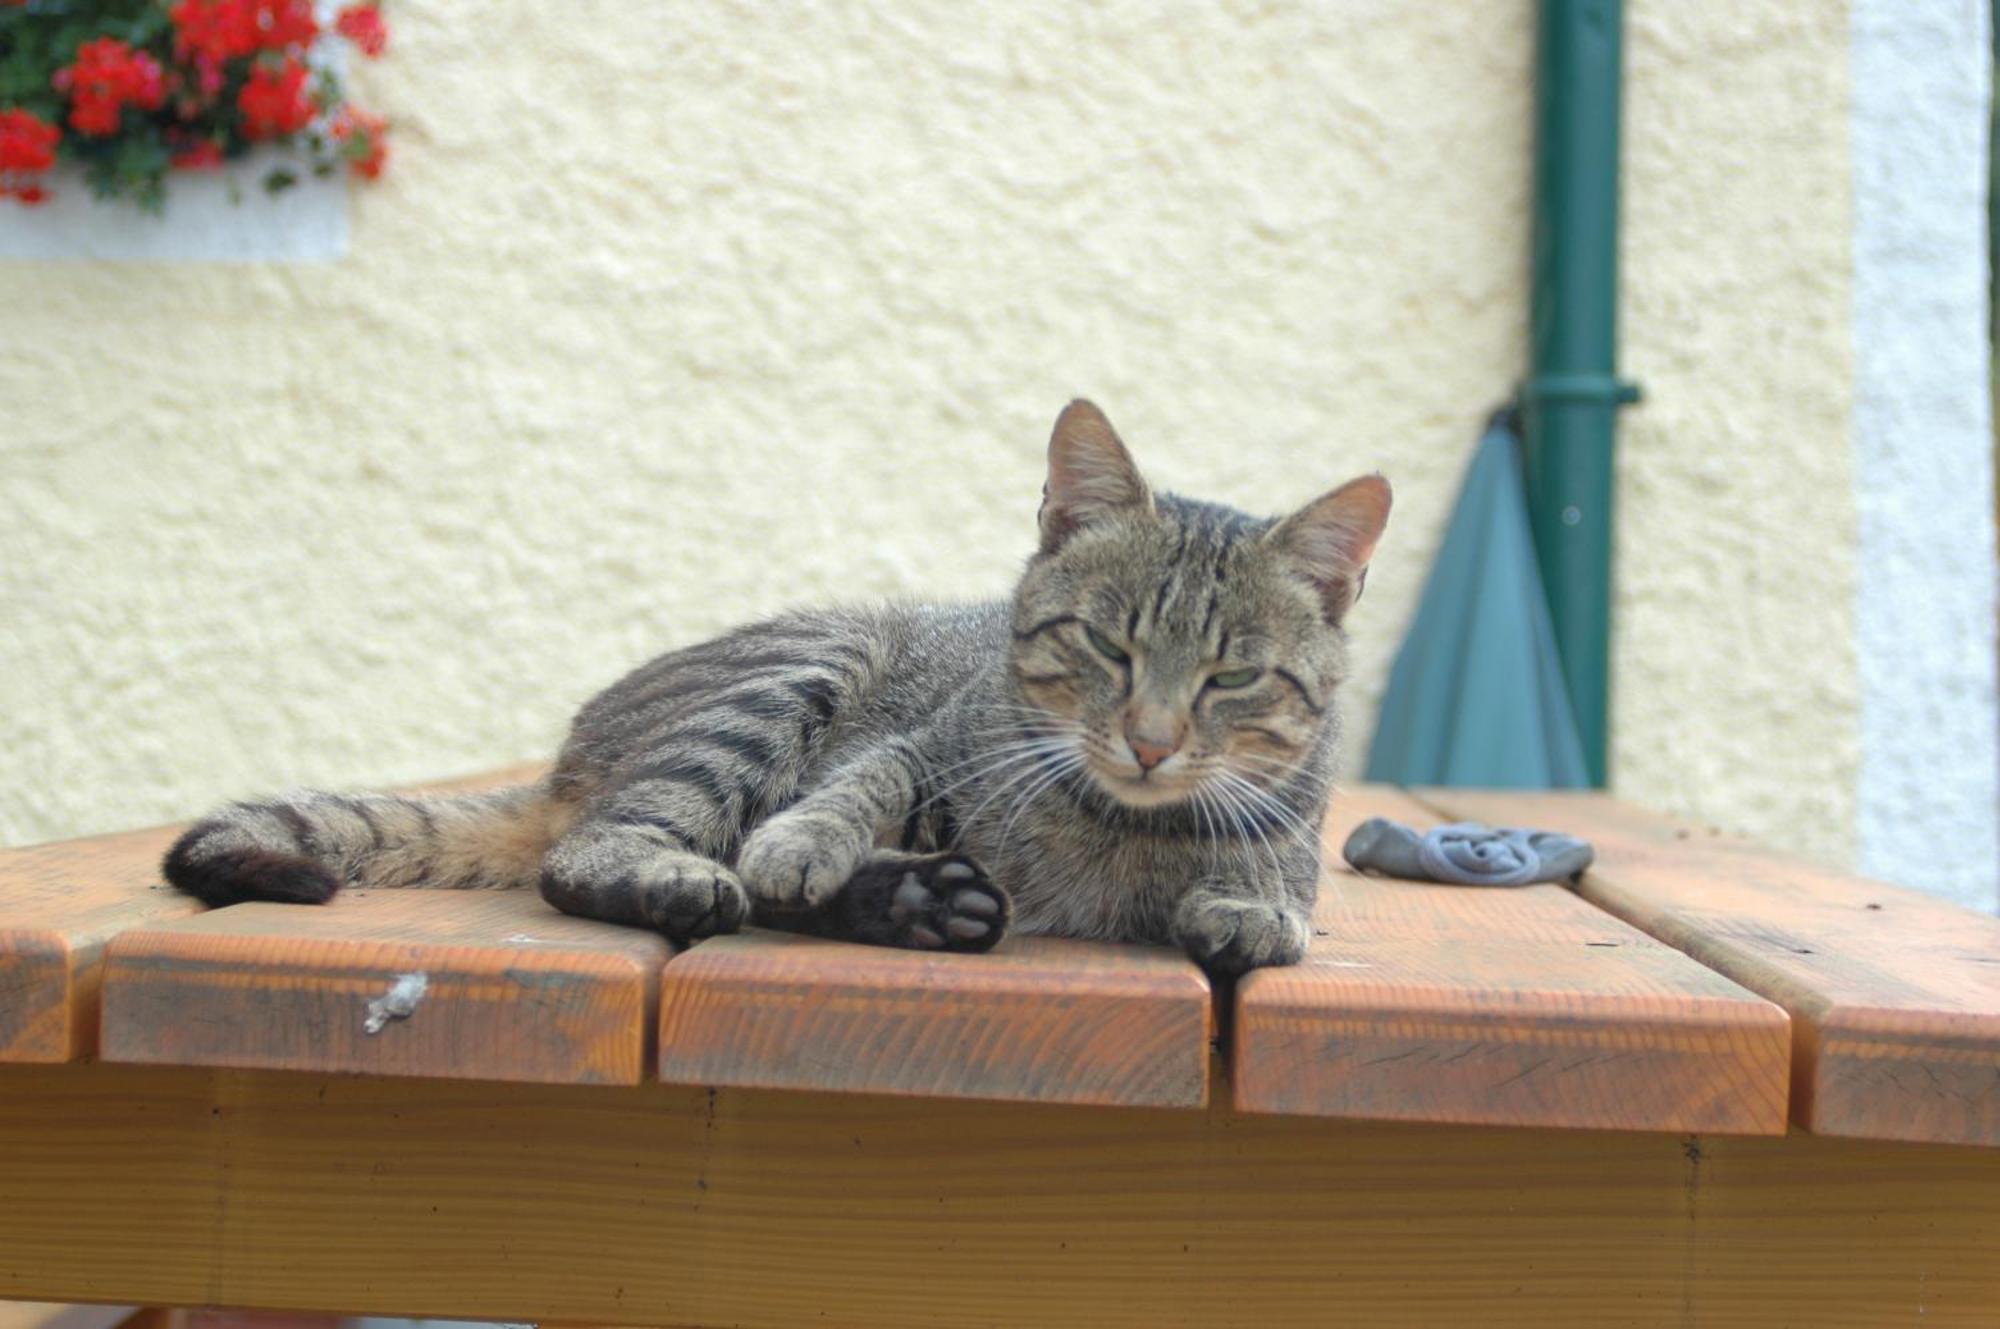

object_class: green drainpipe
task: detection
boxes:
[1520,0,1640,788]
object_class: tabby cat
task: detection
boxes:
[163,401,1390,975]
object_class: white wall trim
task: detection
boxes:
[1849,0,2000,910]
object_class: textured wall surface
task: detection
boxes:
[1613,2,1863,868]
[0,2,1903,885]
[0,1,1533,843]
[1848,0,1999,911]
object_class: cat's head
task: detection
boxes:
[1009,399,1390,813]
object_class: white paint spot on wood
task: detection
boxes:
[363,972,428,1034]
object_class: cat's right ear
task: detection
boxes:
[1265,473,1392,624]
[1039,399,1154,554]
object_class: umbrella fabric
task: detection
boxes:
[1363,415,1590,789]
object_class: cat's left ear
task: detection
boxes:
[1265,474,1392,623]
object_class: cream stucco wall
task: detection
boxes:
[1,2,1870,871]
[1613,3,1861,866]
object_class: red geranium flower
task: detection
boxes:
[335,4,387,57]
[53,38,166,138]
[172,0,318,62]
[0,108,60,174]
[330,104,388,179]
[237,59,314,139]
[171,139,226,171]
[0,107,60,205]
[170,0,257,62]
[255,0,319,51]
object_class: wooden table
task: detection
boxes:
[1,776,1996,1327]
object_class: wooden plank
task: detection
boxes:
[0,764,544,1064]
[1233,786,1791,1133]
[100,889,671,1085]
[1419,788,2000,1148]
[0,1305,137,1329]
[659,930,1211,1107]
[2,1063,1999,1327]
[0,825,203,1062]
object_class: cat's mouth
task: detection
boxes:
[1089,761,1202,810]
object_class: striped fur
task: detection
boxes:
[163,401,1389,973]
[165,785,566,904]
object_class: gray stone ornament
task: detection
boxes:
[1342,817,1594,887]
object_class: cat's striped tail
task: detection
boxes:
[162,783,564,906]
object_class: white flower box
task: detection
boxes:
[0,148,347,262]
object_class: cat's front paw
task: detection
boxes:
[843,852,1010,953]
[1172,895,1310,977]
[636,857,749,940]
[736,811,867,910]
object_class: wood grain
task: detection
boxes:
[659,930,1211,1107]
[0,1305,137,1329]
[0,825,204,1062]
[1233,786,1791,1133]
[1419,788,2000,1148]
[0,764,545,1065]
[2,1063,1998,1327]
[99,889,672,1084]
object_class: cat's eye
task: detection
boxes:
[1208,666,1261,690]
[1084,626,1129,664]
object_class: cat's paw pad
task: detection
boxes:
[854,854,1009,953]
[634,858,749,941]
[736,814,864,910]
[1173,896,1309,976]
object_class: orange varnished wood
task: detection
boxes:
[99,888,672,1084]
[8,1064,2000,1327]
[659,930,1212,1107]
[1420,789,2000,1148]
[0,1303,141,1329]
[1233,786,1792,1133]
[0,825,203,1062]
[0,764,545,1065]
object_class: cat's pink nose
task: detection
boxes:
[1128,734,1181,771]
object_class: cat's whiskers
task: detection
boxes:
[1217,766,1316,869]
[990,747,1088,865]
[950,736,1085,847]
[971,705,1081,737]
[947,711,1084,741]
[1226,750,1307,786]
[1189,783,1219,848]
[1190,785,1246,877]
[939,722,1086,767]
[1213,769,1323,893]
[914,737,1076,815]
[1203,772,1286,881]
[1216,767,1316,842]
[922,735,1066,785]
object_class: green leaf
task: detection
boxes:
[263,166,298,194]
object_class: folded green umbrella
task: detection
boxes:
[1364,412,1590,789]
